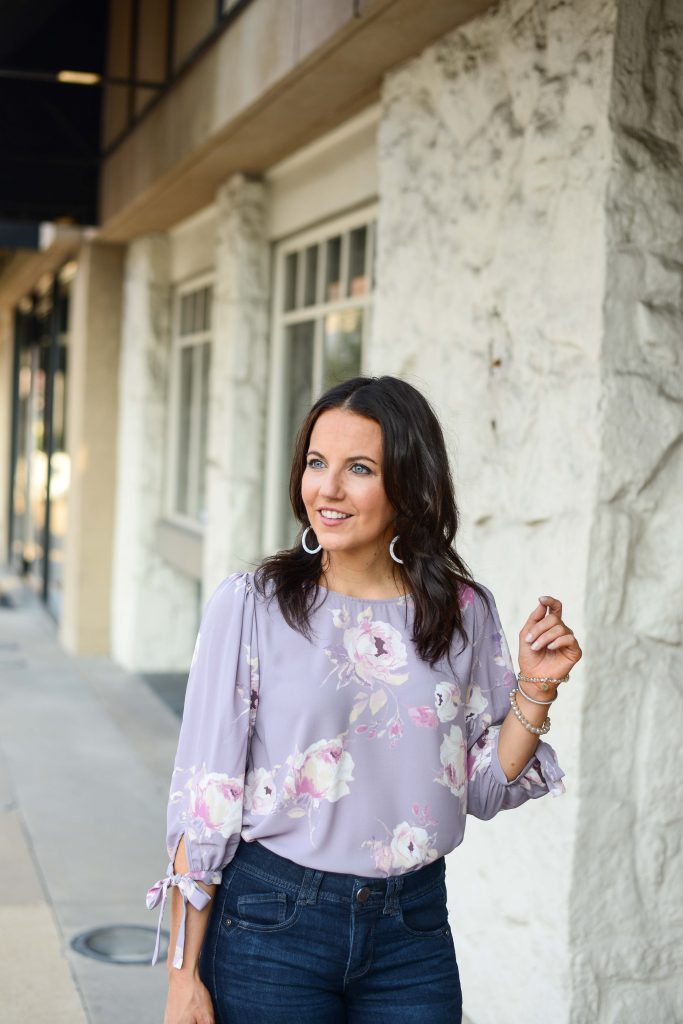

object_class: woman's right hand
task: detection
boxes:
[163,972,215,1024]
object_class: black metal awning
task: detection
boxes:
[0,0,106,233]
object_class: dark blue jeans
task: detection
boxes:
[199,837,462,1023]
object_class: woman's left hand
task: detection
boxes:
[518,596,582,681]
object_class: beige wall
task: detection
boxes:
[60,242,125,655]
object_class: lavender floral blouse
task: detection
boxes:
[147,570,565,968]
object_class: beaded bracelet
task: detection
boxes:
[508,688,551,735]
[517,671,569,693]
[517,678,557,706]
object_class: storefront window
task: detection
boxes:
[265,209,376,550]
[169,280,212,526]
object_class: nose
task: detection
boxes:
[318,467,345,499]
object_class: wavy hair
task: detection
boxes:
[253,375,492,671]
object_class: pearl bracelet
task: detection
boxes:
[517,678,557,706]
[509,688,551,735]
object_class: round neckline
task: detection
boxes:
[316,584,413,605]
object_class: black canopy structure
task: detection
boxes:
[0,0,107,238]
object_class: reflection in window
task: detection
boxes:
[348,226,368,297]
[325,236,342,302]
[323,308,363,391]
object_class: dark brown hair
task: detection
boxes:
[254,375,492,671]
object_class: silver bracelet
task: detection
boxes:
[517,678,556,706]
[508,688,551,735]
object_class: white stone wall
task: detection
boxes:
[373,1,618,1021]
[203,174,270,597]
[570,1,683,1021]
[111,235,199,670]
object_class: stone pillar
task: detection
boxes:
[60,242,125,654]
[110,235,198,670]
[203,174,269,598]
[0,306,13,566]
[570,2,683,1021]
[373,1,649,1022]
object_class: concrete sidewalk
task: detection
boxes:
[0,574,181,1024]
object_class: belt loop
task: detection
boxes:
[383,873,403,916]
[298,867,324,906]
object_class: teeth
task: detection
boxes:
[320,510,351,519]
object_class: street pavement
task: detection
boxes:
[0,572,179,1024]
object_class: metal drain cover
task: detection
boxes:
[71,924,168,964]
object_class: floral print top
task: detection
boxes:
[147,570,565,968]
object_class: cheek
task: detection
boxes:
[301,475,315,504]
[354,480,392,518]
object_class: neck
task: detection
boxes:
[319,546,407,599]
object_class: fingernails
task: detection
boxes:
[525,632,533,643]
[531,640,541,650]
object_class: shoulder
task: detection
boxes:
[458,580,497,641]
[200,571,255,627]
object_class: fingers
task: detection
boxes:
[527,622,567,650]
[521,596,565,642]
[546,633,576,651]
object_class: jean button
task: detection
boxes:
[356,886,371,903]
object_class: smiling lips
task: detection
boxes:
[318,508,352,524]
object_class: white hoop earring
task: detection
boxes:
[389,535,403,564]
[302,526,322,554]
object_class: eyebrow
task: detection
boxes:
[307,449,378,465]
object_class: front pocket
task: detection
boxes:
[398,881,450,938]
[223,865,301,933]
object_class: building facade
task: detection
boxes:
[0,1,681,1021]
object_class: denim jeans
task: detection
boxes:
[198,837,462,1023]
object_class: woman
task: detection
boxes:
[147,375,582,1024]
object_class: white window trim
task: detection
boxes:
[262,203,378,554]
[164,270,215,535]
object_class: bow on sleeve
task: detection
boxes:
[146,866,218,969]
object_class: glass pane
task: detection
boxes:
[175,347,193,514]
[180,294,191,335]
[284,252,298,312]
[205,287,213,331]
[303,245,318,306]
[325,236,342,302]
[283,321,315,542]
[193,288,205,333]
[197,342,211,524]
[285,322,315,455]
[348,226,368,297]
[323,308,363,390]
[47,328,70,622]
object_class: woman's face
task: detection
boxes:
[301,408,396,558]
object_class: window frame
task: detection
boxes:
[165,270,214,534]
[263,204,378,554]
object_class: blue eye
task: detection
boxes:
[351,463,371,474]
[307,458,323,469]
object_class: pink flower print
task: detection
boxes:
[387,715,404,747]
[435,725,467,799]
[434,682,461,723]
[467,728,494,780]
[465,682,491,734]
[390,821,439,869]
[458,584,476,611]
[363,838,394,873]
[244,767,277,815]
[408,705,439,729]
[282,735,355,805]
[343,608,408,686]
[184,766,244,841]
